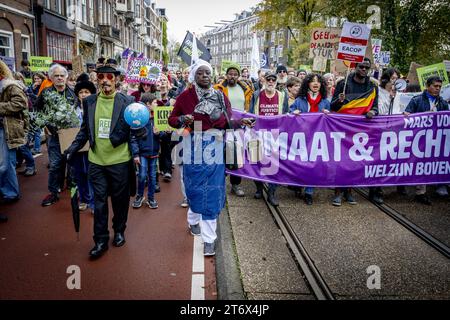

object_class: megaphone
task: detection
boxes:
[394,79,407,92]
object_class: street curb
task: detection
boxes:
[216,202,245,300]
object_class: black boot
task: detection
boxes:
[89,242,109,259]
[267,189,279,206]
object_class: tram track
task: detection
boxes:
[261,185,335,300]
[354,188,450,259]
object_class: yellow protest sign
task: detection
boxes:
[154,106,174,132]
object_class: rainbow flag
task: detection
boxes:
[338,88,376,115]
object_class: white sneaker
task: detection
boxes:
[436,186,449,197]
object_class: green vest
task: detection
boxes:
[88,92,131,166]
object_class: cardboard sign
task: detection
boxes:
[416,62,449,91]
[309,28,341,60]
[72,55,84,75]
[337,22,371,63]
[30,56,53,72]
[125,58,163,84]
[406,62,423,86]
[154,106,174,132]
[313,56,327,72]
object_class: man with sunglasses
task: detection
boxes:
[275,65,289,92]
[65,59,137,259]
[249,72,289,206]
[330,58,380,206]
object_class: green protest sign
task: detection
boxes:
[221,60,240,75]
[416,62,449,90]
[154,106,174,132]
[30,56,53,72]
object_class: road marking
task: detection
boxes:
[191,235,205,299]
[191,274,205,300]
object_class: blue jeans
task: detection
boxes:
[47,135,65,194]
[0,127,19,199]
[28,129,41,152]
[137,157,157,200]
[17,144,35,169]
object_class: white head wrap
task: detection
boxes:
[188,59,213,84]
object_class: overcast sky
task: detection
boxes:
[157,0,262,43]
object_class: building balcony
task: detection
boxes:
[99,25,121,41]
[116,2,127,13]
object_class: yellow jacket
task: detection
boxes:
[214,79,253,112]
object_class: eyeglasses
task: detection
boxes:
[266,78,276,82]
[277,70,287,73]
[97,73,114,80]
[358,66,370,70]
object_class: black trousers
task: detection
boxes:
[159,133,173,175]
[230,175,241,186]
[88,161,130,243]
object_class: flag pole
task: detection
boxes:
[342,63,351,95]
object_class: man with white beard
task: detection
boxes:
[275,65,288,92]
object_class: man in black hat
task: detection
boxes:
[65,58,136,259]
[275,65,288,92]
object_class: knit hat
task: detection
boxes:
[276,65,288,73]
[74,79,97,97]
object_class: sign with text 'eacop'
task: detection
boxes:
[337,22,371,63]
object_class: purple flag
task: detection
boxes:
[122,48,130,58]
[225,110,450,187]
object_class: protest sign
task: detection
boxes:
[168,63,180,72]
[177,31,212,65]
[372,39,382,64]
[221,110,450,187]
[379,51,390,66]
[391,92,421,114]
[406,62,422,86]
[72,55,84,74]
[313,56,327,72]
[441,83,450,102]
[154,106,174,132]
[125,58,163,84]
[0,56,15,72]
[309,28,341,60]
[337,22,371,63]
[416,62,450,91]
[30,56,53,72]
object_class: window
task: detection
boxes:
[55,0,62,14]
[44,0,50,9]
[82,0,87,23]
[0,31,14,57]
[21,35,30,61]
[89,0,94,26]
[47,31,73,62]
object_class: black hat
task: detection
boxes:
[276,65,287,73]
[95,58,120,75]
[74,80,97,97]
[226,66,240,75]
[264,72,277,81]
[76,73,90,82]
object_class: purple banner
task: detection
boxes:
[226,110,450,187]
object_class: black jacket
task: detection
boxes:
[67,92,134,153]
[405,91,449,113]
[66,92,136,195]
[331,72,379,115]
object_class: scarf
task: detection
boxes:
[307,91,322,113]
[193,83,224,121]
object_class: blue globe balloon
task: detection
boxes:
[124,103,150,129]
